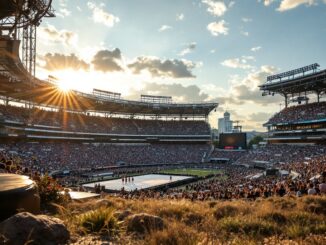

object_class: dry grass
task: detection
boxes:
[145,222,201,245]
[55,195,326,244]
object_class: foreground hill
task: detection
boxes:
[56,195,326,244]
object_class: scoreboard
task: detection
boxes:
[219,133,247,150]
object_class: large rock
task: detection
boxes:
[0,212,70,245]
[127,213,164,235]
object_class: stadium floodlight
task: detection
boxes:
[141,94,173,104]
[267,63,320,82]
[93,89,121,100]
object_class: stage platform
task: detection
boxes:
[60,191,100,200]
[83,174,192,192]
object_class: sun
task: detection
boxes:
[53,72,76,93]
[57,80,72,92]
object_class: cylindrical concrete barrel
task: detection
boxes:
[0,174,40,221]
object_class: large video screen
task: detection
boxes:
[219,133,247,150]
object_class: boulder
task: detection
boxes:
[0,212,70,245]
[127,213,164,235]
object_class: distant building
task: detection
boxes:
[218,111,233,134]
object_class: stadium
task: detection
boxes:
[0,1,325,244]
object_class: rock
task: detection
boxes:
[0,212,70,245]
[127,213,164,235]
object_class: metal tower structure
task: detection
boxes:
[233,120,242,133]
[22,25,37,78]
[0,0,55,78]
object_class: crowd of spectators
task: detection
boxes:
[1,139,325,201]
[234,144,326,167]
[0,104,210,135]
[0,149,42,182]
[0,142,210,174]
[210,149,247,162]
[267,101,326,124]
[118,150,326,201]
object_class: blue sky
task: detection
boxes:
[36,0,326,131]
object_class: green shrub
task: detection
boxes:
[76,207,120,235]
[285,224,311,238]
[36,174,64,206]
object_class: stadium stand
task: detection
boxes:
[209,149,246,163]
[260,64,326,144]
[266,102,326,124]
[0,142,210,173]
[234,144,326,167]
[0,104,211,135]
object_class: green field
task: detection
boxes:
[160,168,222,177]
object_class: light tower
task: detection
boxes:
[0,0,55,78]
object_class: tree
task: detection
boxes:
[248,135,264,149]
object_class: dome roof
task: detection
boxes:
[224,111,230,117]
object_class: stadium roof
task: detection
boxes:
[0,78,217,117]
[0,69,217,118]
[259,68,326,95]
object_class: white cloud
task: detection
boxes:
[158,25,172,32]
[176,13,184,21]
[221,57,254,69]
[277,0,315,11]
[55,5,71,18]
[229,1,236,8]
[178,42,196,56]
[251,46,262,52]
[38,24,78,46]
[202,0,227,16]
[241,31,249,36]
[61,8,71,16]
[127,82,209,102]
[207,20,228,36]
[263,0,275,6]
[87,1,119,27]
[242,17,252,23]
[217,65,280,105]
[128,56,196,78]
[59,0,67,7]
[92,49,124,72]
[41,53,90,71]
